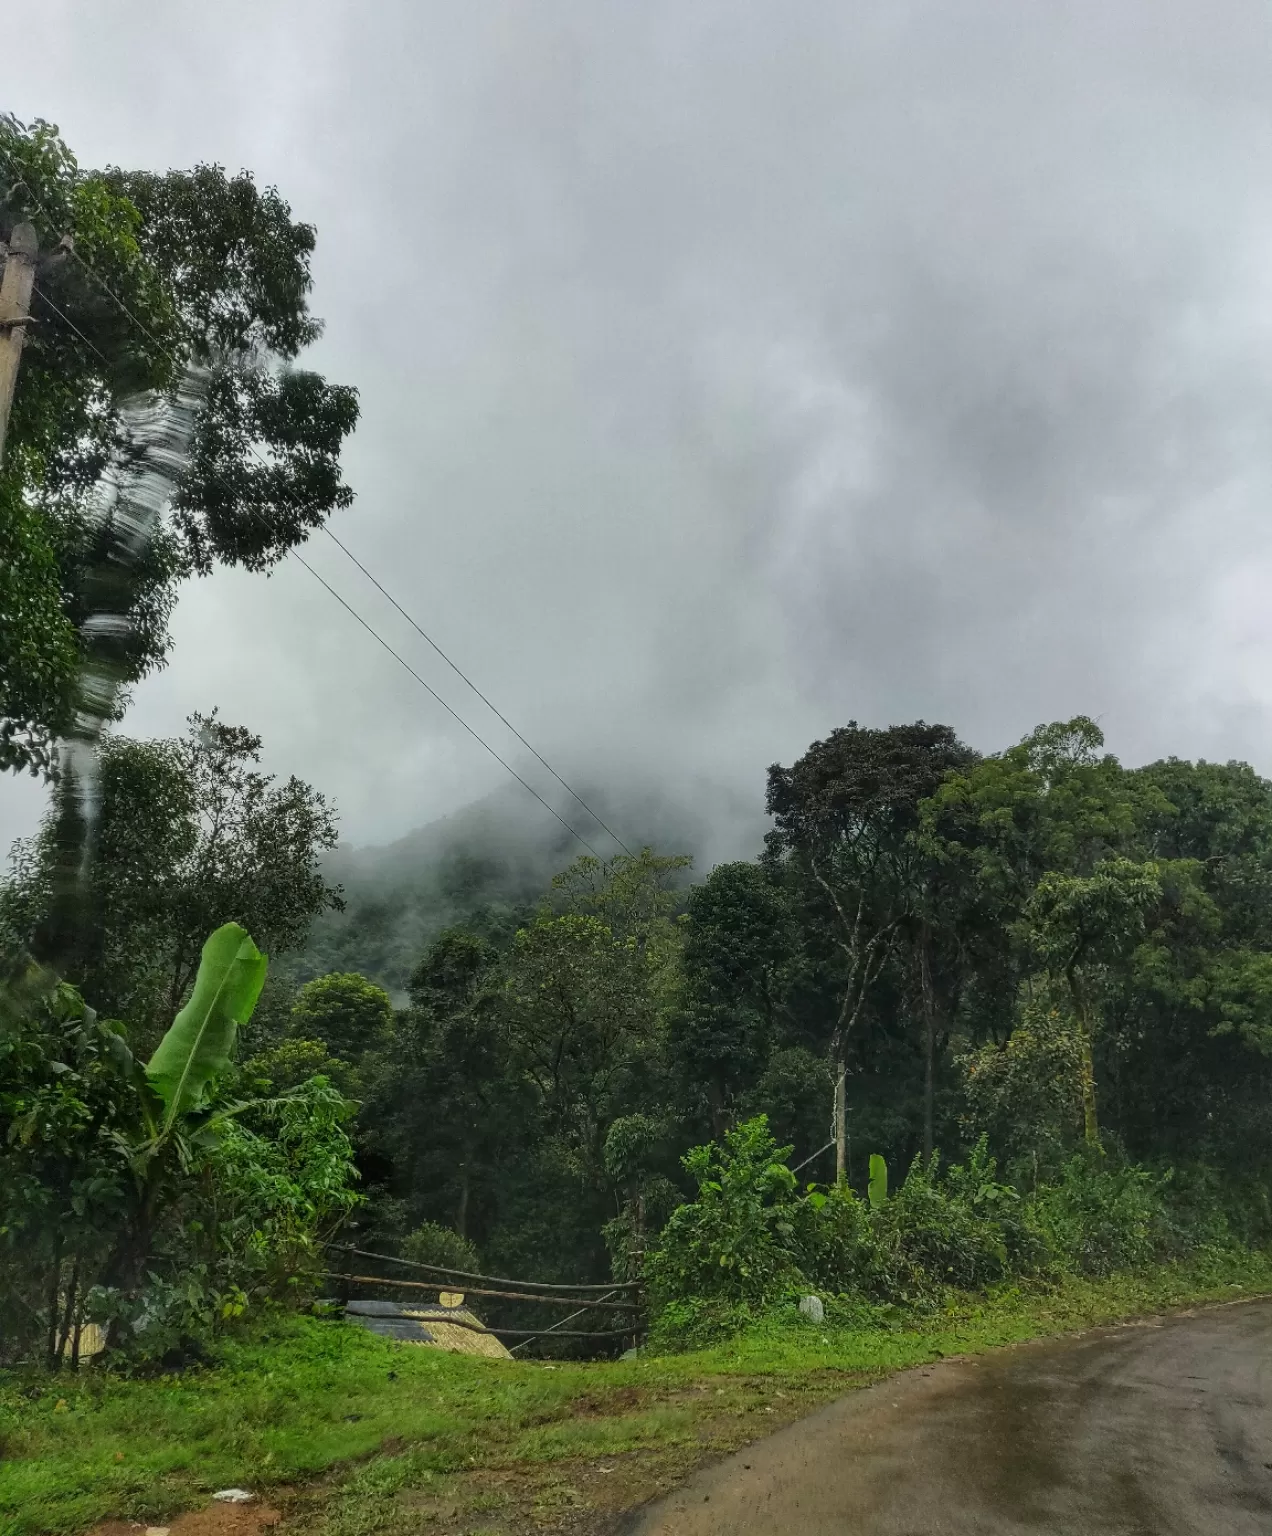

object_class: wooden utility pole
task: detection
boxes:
[834,1060,847,1183]
[0,221,38,466]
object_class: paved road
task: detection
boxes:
[630,1300,1272,1535]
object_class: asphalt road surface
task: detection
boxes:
[630,1300,1272,1535]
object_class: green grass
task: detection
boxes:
[5,1250,1272,1536]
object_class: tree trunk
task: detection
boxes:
[707,1074,727,1141]
[632,1189,647,1281]
[30,762,95,982]
[100,1193,158,1349]
[1077,1026,1100,1147]
[833,1060,847,1183]
[918,928,937,1164]
[923,1012,935,1164]
[1067,965,1101,1148]
[456,1159,471,1239]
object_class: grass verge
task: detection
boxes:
[4,1250,1271,1536]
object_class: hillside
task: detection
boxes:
[281,780,761,997]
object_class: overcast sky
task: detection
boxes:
[7,2,1272,867]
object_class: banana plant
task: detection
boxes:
[146,922,267,1133]
[97,923,268,1316]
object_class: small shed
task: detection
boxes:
[344,1298,512,1359]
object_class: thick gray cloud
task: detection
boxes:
[6,1,1272,867]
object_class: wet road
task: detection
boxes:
[630,1300,1272,1535]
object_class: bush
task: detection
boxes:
[646,1296,759,1350]
[791,1139,1045,1304]
[789,1182,905,1298]
[879,1149,1010,1293]
[0,932,362,1369]
[957,991,1086,1179]
[401,1221,481,1276]
[646,1117,1234,1346]
[1028,1155,1170,1276]
[646,1117,801,1309]
[210,1076,362,1291]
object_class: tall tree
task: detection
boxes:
[0,116,358,775]
[407,930,521,1240]
[924,718,1159,905]
[674,861,794,1136]
[501,913,661,1175]
[290,972,393,1062]
[765,721,975,1175]
[921,717,1167,1052]
[1024,857,1162,1146]
[362,928,528,1244]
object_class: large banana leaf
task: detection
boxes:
[146,923,267,1133]
[868,1152,888,1208]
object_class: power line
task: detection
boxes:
[790,1140,835,1177]
[321,525,631,855]
[4,141,631,856]
[33,281,113,370]
[291,550,604,858]
[2,166,172,358]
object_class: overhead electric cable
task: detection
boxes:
[33,281,113,370]
[320,524,632,855]
[4,169,172,356]
[3,140,632,856]
[292,551,604,858]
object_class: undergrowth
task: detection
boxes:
[4,1250,1271,1536]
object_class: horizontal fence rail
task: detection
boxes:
[325,1243,642,1293]
[324,1272,637,1311]
[322,1242,646,1352]
[508,1288,625,1355]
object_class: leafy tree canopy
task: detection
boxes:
[1,713,342,1043]
[0,115,358,775]
[289,971,394,1061]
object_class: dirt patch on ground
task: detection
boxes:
[376,1447,724,1536]
[569,1386,645,1417]
[87,1502,281,1536]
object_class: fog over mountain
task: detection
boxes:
[7,2,1272,869]
[289,779,743,996]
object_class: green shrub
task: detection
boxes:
[1028,1155,1169,1276]
[873,1152,1008,1294]
[647,1115,1233,1346]
[1158,1163,1242,1252]
[646,1116,801,1309]
[646,1296,759,1350]
[1,928,362,1369]
[787,1182,916,1300]
[942,1136,1053,1277]
[958,991,1086,1176]
[401,1220,481,1275]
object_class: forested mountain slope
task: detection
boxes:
[285,781,753,996]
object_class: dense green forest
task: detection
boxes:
[3,114,1272,1371]
[7,703,1272,1359]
